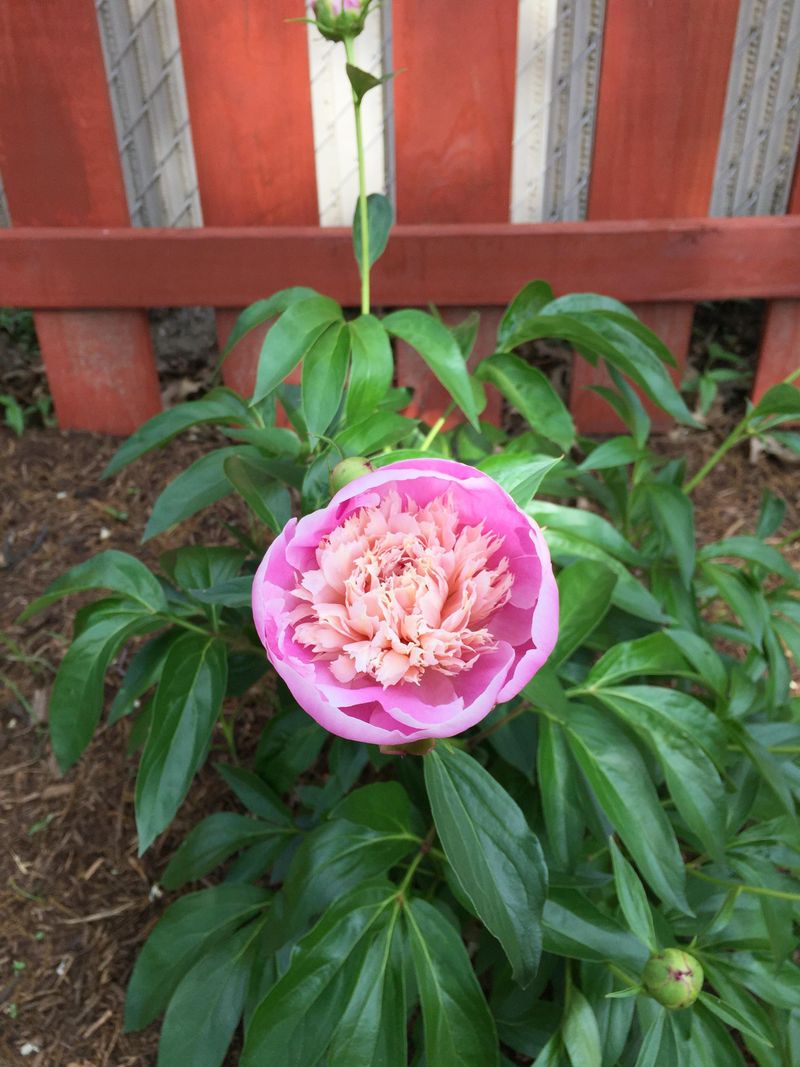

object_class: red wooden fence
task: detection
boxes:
[0,0,798,436]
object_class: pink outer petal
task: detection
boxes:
[251,459,559,744]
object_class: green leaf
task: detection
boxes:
[188,577,254,609]
[478,453,563,506]
[497,280,555,349]
[335,412,418,457]
[424,744,548,986]
[698,535,798,583]
[539,293,638,321]
[553,560,617,665]
[646,482,696,586]
[135,634,228,852]
[242,883,395,1067]
[476,351,575,451]
[144,447,259,541]
[332,781,421,836]
[633,1011,670,1067]
[698,992,773,1047]
[49,600,160,770]
[579,436,640,471]
[537,719,584,870]
[542,890,648,972]
[301,322,351,440]
[157,918,262,1067]
[583,633,695,690]
[352,192,394,270]
[161,812,289,889]
[528,501,643,568]
[345,63,394,103]
[701,562,767,646]
[450,310,481,358]
[220,287,319,358]
[108,628,179,725]
[757,489,788,538]
[609,838,657,951]
[255,703,326,793]
[103,388,253,477]
[326,911,407,1067]
[563,987,602,1067]
[253,295,343,403]
[664,629,727,696]
[383,309,480,429]
[593,686,727,859]
[565,704,689,912]
[406,897,499,1066]
[345,313,394,422]
[214,763,290,824]
[224,453,291,533]
[160,546,247,593]
[750,382,800,420]
[281,818,417,932]
[125,884,269,1031]
[21,549,167,620]
[221,424,302,458]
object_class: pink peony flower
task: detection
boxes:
[252,459,558,745]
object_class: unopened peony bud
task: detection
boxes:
[329,456,373,494]
[313,0,370,42]
[643,949,703,1009]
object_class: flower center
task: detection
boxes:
[290,490,513,687]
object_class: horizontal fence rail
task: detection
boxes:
[2,217,800,308]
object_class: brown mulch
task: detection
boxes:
[1,408,799,1065]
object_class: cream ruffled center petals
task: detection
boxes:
[290,490,513,687]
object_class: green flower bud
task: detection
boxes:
[329,456,372,494]
[643,949,704,1009]
[313,0,370,42]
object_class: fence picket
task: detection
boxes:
[0,0,161,434]
[570,0,741,433]
[175,0,318,398]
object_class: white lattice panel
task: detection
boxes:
[712,0,800,216]
[96,0,200,227]
[306,4,389,226]
[511,0,605,222]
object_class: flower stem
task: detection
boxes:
[420,402,455,451]
[688,866,800,903]
[397,827,436,898]
[344,35,370,315]
[684,417,749,495]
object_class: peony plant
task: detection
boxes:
[21,5,800,1066]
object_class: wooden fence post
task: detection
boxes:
[570,0,740,433]
[0,0,161,435]
[392,0,518,427]
[753,164,800,402]
[176,0,318,398]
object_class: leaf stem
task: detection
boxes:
[688,867,800,903]
[684,417,749,494]
[420,402,455,451]
[468,704,527,747]
[397,826,437,898]
[344,35,370,315]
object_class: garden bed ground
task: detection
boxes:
[1,296,799,1065]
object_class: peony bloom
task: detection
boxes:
[252,459,558,745]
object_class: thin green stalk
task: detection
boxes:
[468,704,527,747]
[684,417,749,494]
[397,827,436,898]
[344,35,370,315]
[420,402,455,451]
[688,867,800,904]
